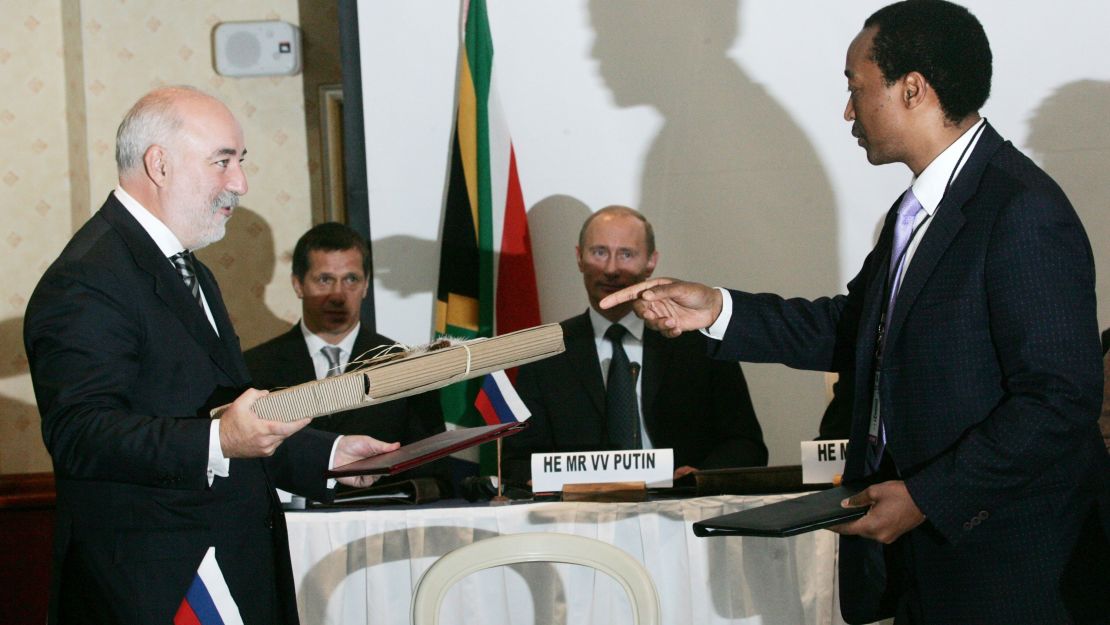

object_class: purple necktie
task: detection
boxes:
[886,189,924,323]
[870,188,925,472]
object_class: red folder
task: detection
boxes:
[326,421,528,477]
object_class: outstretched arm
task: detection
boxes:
[600,278,723,338]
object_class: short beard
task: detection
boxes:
[189,191,240,250]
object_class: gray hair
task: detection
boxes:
[115,85,208,174]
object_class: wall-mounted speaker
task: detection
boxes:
[213,20,302,77]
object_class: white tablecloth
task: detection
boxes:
[286,494,847,625]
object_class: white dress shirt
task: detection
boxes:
[301,321,361,380]
[114,186,219,334]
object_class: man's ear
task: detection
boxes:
[291,274,305,299]
[902,72,928,109]
[143,145,168,187]
[644,250,659,277]
[575,245,586,273]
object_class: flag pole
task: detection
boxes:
[491,438,509,505]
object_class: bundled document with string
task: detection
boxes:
[209,324,562,476]
[212,323,563,422]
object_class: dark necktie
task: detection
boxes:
[168,250,203,309]
[605,324,640,450]
[321,345,343,378]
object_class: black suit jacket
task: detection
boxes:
[244,324,449,486]
[710,124,1110,623]
[502,311,766,483]
[24,194,337,625]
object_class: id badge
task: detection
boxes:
[868,371,882,445]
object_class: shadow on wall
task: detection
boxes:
[588,0,838,297]
[588,0,839,449]
[1026,80,1110,330]
[370,196,592,328]
[0,316,48,472]
[197,206,293,350]
[527,195,593,322]
[370,234,441,299]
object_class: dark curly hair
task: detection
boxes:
[864,0,991,123]
[291,222,371,281]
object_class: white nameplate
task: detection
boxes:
[530,449,674,493]
[801,439,849,484]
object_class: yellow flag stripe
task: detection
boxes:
[457,48,479,240]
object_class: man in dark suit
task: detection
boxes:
[23,87,396,624]
[502,206,766,485]
[245,223,448,488]
[603,2,1110,623]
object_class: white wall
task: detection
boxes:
[357,0,1110,465]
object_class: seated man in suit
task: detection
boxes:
[245,222,449,489]
[503,206,766,484]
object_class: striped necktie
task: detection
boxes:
[321,345,344,378]
[168,250,203,309]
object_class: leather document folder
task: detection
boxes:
[692,482,869,538]
[327,421,528,477]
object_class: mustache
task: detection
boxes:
[209,191,240,212]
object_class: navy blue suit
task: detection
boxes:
[709,125,1109,623]
[24,194,337,624]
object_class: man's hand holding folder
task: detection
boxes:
[830,479,926,544]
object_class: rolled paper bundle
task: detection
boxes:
[211,323,564,422]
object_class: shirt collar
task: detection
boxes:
[300,320,361,358]
[910,118,986,216]
[114,186,187,257]
[587,307,644,342]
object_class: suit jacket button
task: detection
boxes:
[963,521,973,531]
[977,510,989,521]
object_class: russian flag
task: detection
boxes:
[475,369,531,425]
[174,547,244,625]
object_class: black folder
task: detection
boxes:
[692,482,869,537]
[327,421,527,477]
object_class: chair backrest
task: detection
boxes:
[410,532,661,625]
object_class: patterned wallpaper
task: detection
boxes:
[0,0,314,474]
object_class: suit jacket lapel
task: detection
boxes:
[886,124,1004,342]
[566,312,605,416]
[844,202,898,481]
[194,260,250,384]
[99,196,243,384]
[857,204,898,375]
[279,325,317,382]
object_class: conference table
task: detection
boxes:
[286,493,850,625]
